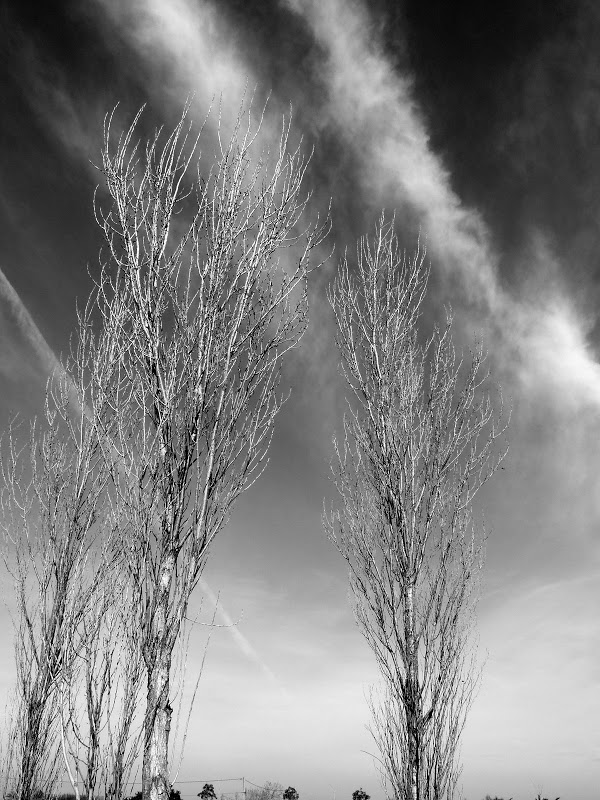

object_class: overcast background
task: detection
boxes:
[1,1,600,799]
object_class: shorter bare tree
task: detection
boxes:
[0,355,109,800]
[102,593,145,800]
[325,216,507,800]
[59,559,144,800]
[246,781,284,800]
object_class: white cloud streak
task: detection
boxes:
[199,578,283,688]
[0,266,64,379]
[287,0,600,410]
[94,0,256,133]
[92,0,313,212]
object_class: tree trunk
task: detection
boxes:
[19,723,37,800]
[142,552,175,800]
[107,664,141,800]
[19,692,45,800]
[404,583,420,800]
[142,653,172,800]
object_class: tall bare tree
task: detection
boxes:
[325,216,507,800]
[85,102,326,800]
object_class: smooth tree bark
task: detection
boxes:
[325,216,507,800]
[85,102,326,800]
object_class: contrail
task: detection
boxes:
[0,265,64,378]
[0,264,96,420]
[0,264,282,687]
[199,578,283,687]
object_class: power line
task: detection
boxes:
[51,776,290,795]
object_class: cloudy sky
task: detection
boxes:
[1,1,600,798]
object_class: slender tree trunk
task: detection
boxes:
[16,592,66,800]
[84,708,100,800]
[143,552,175,800]
[20,708,41,800]
[84,656,102,800]
[143,654,172,800]
[108,733,127,800]
[107,660,142,800]
[19,677,52,800]
[404,583,419,800]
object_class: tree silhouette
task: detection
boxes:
[127,790,181,800]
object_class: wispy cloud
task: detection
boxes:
[1,14,105,176]
[0,266,62,379]
[287,0,600,411]
[93,0,257,131]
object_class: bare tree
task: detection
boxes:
[0,352,109,800]
[84,102,327,800]
[325,216,507,800]
[102,590,145,800]
[0,325,147,800]
[246,781,284,800]
[59,560,144,800]
[58,577,113,800]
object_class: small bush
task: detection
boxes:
[126,790,182,800]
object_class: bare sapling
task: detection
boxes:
[59,555,144,800]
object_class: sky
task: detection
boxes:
[1,1,600,798]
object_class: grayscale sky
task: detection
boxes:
[1,2,599,799]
